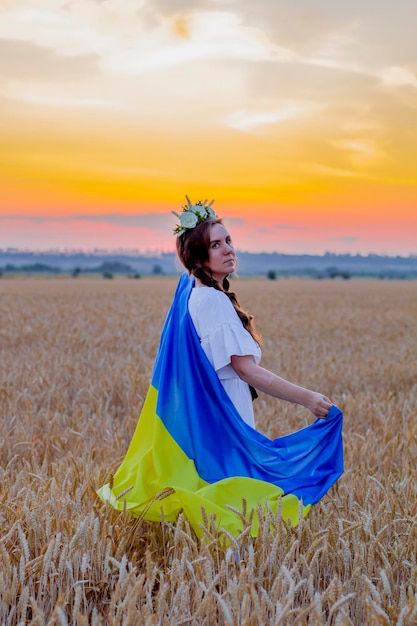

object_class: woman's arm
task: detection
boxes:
[231,354,332,418]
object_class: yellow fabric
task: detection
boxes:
[97,385,310,537]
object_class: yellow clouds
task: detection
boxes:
[331,139,383,168]
[224,102,320,132]
[379,66,417,88]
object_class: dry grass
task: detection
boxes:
[1,276,416,625]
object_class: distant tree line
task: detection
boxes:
[1,259,416,280]
[266,266,416,280]
[0,261,169,279]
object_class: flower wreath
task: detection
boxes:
[172,195,217,236]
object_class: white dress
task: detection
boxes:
[188,286,262,428]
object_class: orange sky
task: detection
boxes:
[0,1,416,254]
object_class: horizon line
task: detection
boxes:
[0,247,416,260]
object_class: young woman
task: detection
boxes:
[97,198,343,537]
[176,207,332,430]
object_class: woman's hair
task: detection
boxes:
[176,218,261,345]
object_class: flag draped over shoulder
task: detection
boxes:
[97,273,344,537]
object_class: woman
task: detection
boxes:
[176,199,332,430]
[97,197,343,537]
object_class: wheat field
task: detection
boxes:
[0,276,416,625]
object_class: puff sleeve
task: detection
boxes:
[188,288,261,376]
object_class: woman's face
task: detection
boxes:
[205,222,236,281]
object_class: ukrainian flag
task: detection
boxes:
[97,273,344,537]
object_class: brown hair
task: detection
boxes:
[176,218,261,345]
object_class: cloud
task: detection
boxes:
[2,2,416,77]
[244,59,379,113]
[256,225,307,234]
[331,236,359,244]
[225,102,317,131]
[1,1,414,120]
[145,0,211,11]
[0,0,415,211]
[331,139,383,167]
[0,38,99,81]
[233,1,417,65]
[101,11,296,76]
[2,83,129,110]
[307,164,357,179]
[0,213,173,231]
[0,4,295,76]
[0,3,107,57]
[0,213,176,252]
[231,1,417,102]
[3,89,120,110]
[378,66,417,88]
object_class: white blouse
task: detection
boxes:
[188,286,261,428]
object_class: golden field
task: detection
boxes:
[0,276,416,625]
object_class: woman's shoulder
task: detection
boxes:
[189,287,238,322]
[191,285,228,299]
[190,286,234,308]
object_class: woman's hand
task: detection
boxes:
[303,392,332,418]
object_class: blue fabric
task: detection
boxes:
[153,273,344,505]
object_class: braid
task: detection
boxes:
[193,268,262,345]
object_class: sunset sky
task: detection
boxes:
[1,0,416,255]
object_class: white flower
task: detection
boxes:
[189,205,202,214]
[206,207,216,218]
[180,211,198,228]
